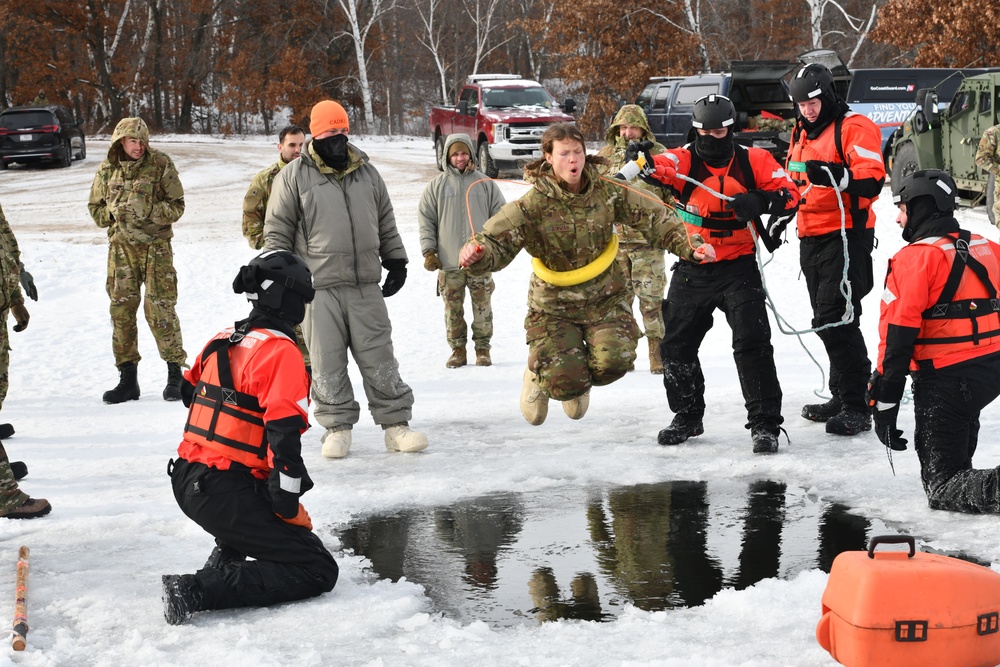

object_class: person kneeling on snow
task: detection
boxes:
[869,169,1000,513]
[161,250,338,625]
[459,123,714,426]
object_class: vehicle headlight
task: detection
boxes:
[492,123,508,142]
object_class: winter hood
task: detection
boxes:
[443,133,477,174]
[604,104,655,147]
[108,117,151,163]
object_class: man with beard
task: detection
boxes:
[786,64,886,437]
[640,95,799,452]
[869,169,1000,513]
[264,100,428,459]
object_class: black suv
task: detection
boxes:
[0,105,86,169]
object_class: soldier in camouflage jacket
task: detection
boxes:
[975,123,1000,227]
[597,104,671,373]
[0,203,49,519]
[461,124,714,426]
[88,117,187,404]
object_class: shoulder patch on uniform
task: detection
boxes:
[881,287,897,305]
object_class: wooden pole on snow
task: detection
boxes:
[12,546,29,651]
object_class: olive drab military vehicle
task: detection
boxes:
[890,72,1000,225]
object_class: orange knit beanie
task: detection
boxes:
[309,100,349,136]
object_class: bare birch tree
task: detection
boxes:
[413,0,450,103]
[337,0,397,132]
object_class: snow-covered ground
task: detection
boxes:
[0,134,999,666]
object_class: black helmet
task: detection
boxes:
[893,169,958,213]
[232,250,315,323]
[691,94,736,131]
[790,64,836,104]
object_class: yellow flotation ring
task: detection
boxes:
[531,234,619,287]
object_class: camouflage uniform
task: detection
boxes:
[88,117,186,367]
[0,205,27,513]
[596,105,671,342]
[242,158,310,367]
[418,134,506,353]
[466,160,698,401]
[975,124,1000,225]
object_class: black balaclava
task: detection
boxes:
[694,131,734,167]
[902,194,960,243]
[313,134,350,170]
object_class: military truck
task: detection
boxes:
[889,72,1000,224]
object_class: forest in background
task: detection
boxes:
[1,0,998,138]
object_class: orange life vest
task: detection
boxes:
[675,146,755,260]
[182,328,282,471]
[911,232,1000,369]
[786,114,883,237]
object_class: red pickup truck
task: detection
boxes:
[429,74,576,177]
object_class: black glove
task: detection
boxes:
[805,160,848,189]
[267,468,301,519]
[873,404,908,451]
[726,191,769,221]
[18,263,37,302]
[624,140,654,165]
[381,258,407,297]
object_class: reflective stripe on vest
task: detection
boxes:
[183,328,278,470]
[912,232,1000,362]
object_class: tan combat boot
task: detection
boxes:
[475,348,491,366]
[520,368,549,425]
[562,390,590,420]
[446,347,467,368]
[648,337,664,374]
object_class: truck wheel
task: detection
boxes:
[988,173,996,227]
[478,142,498,178]
[434,135,445,171]
[890,142,918,196]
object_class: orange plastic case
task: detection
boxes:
[817,535,1000,667]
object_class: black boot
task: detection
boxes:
[826,408,872,436]
[657,413,704,446]
[161,574,203,625]
[751,425,782,454]
[103,362,140,404]
[203,544,245,571]
[163,362,183,402]
[801,396,841,422]
[0,423,14,439]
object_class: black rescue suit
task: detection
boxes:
[653,144,799,433]
[875,213,1000,513]
[787,111,886,410]
[170,318,338,610]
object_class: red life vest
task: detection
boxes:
[912,231,1000,369]
[675,146,756,261]
[182,328,284,471]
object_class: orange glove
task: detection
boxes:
[278,503,313,531]
[651,154,677,182]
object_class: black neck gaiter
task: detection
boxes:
[313,134,349,170]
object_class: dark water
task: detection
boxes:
[334,480,973,627]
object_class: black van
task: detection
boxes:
[0,105,86,169]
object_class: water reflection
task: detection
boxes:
[336,480,879,627]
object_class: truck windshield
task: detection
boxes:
[482,87,555,109]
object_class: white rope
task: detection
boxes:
[674,166,856,400]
